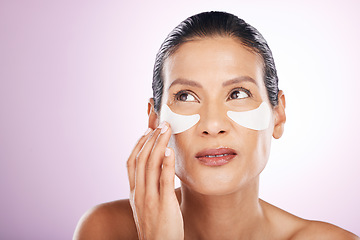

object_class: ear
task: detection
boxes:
[148,98,159,129]
[272,90,286,139]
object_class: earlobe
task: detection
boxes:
[272,90,286,139]
[148,98,159,129]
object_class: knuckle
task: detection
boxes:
[146,158,159,171]
[133,198,142,209]
[145,193,157,202]
[154,137,165,149]
[162,159,174,168]
[144,197,156,209]
[153,143,164,154]
[160,175,172,187]
[126,159,134,169]
[135,152,142,163]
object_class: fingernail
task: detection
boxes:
[158,121,166,129]
[144,128,152,135]
[160,124,168,134]
[165,147,171,157]
[158,121,168,134]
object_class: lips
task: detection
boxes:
[195,148,237,166]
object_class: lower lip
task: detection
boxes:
[196,154,236,166]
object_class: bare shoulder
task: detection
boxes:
[260,199,359,240]
[291,220,359,240]
[73,199,138,240]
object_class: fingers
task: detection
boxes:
[160,147,176,198]
[145,122,172,197]
[127,128,152,191]
[134,127,162,197]
[127,123,182,240]
[128,121,174,209]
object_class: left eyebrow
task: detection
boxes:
[222,76,258,87]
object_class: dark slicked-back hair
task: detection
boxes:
[152,11,279,112]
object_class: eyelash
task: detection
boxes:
[173,90,198,102]
[228,87,252,100]
[173,87,252,102]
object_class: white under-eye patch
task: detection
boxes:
[160,102,271,134]
[227,102,271,130]
[160,104,200,134]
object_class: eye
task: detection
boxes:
[228,88,251,100]
[174,90,197,102]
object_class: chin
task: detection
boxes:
[175,155,267,198]
[195,183,239,196]
[176,167,245,196]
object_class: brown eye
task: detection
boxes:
[229,89,249,100]
[175,91,196,102]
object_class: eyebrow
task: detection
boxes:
[168,75,258,90]
[222,76,258,87]
[168,78,203,90]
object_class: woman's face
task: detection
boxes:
[160,37,277,195]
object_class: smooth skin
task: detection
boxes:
[73,37,359,240]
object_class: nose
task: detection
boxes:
[198,104,230,137]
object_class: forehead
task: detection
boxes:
[163,37,264,88]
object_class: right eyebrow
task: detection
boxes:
[168,78,203,90]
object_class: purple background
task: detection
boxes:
[1,0,359,239]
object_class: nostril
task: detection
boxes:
[202,130,226,135]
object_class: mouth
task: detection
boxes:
[195,148,237,166]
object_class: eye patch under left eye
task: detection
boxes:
[227,102,271,130]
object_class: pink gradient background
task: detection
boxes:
[1,0,359,239]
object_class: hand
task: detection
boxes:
[127,122,184,240]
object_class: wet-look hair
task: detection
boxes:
[152,11,279,112]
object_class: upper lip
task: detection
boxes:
[195,147,237,158]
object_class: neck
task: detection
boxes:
[180,177,268,240]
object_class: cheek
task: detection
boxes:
[168,133,193,181]
[243,129,272,173]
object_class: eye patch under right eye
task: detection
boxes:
[160,104,200,134]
